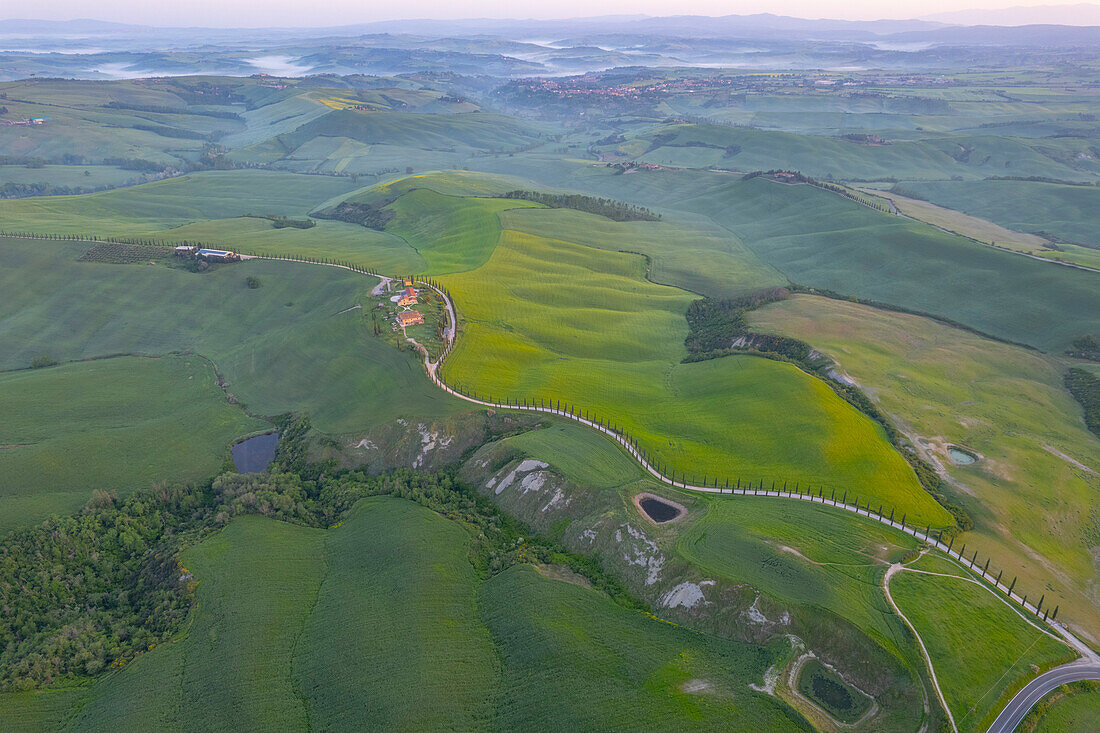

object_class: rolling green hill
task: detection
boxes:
[897,179,1100,249]
[681,177,1100,353]
[0,355,265,542]
[0,497,803,731]
[418,185,949,525]
[607,123,1100,181]
[749,294,1100,642]
[0,237,463,435]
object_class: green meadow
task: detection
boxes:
[0,237,464,435]
[609,123,1100,181]
[684,177,1100,353]
[497,421,643,490]
[750,294,1100,641]
[680,498,920,661]
[890,569,1072,731]
[0,496,801,731]
[0,356,265,536]
[899,179,1100,250]
[432,194,948,524]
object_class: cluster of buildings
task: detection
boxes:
[396,278,424,327]
[2,116,49,126]
[173,246,241,263]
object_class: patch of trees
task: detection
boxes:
[985,175,1100,187]
[0,182,103,198]
[500,190,659,222]
[102,157,169,172]
[318,199,396,230]
[1066,335,1100,361]
[245,214,316,229]
[130,123,209,141]
[0,415,642,690]
[682,289,972,531]
[683,288,792,355]
[103,101,242,120]
[1065,368,1100,438]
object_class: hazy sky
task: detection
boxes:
[4,0,1094,27]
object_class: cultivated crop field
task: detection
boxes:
[422,184,948,525]
[0,355,266,534]
[0,496,801,730]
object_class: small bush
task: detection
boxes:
[245,276,262,289]
[29,355,57,369]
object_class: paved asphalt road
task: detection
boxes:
[986,660,1100,732]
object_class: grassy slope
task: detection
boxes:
[890,570,1072,731]
[901,179,1100,250]
[679,498,920,661]
[385,188,539,273]
[861,188,1100,270]
[0,170,360,232]
[2,498,802,730]
[750,294,1100,641]
[0,356,266,536]
[501,206,784,296]
[64,515,326,731]
[437,210,948,524]
[466,159,1098,352]
[0,238,464,434]
[481,564,801,732]
[614,123,1100,181]
[499,421,642,490]
[292,497,499,730]
[683,177,1099,353]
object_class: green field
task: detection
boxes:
[0,170,361,233]
[890,569,1072,731]
[497,421,643,490]
[0,355,265,536]
[607,123,1100,182]
[897,179,1100,250]
[680,498,920,659]
[0,497,804,730]
[292,498,500,730]
[428,191,948,524]
[683,176,1100,353]
[0,164,140,191]
[750,294,1100,641]
[0,237,464,435]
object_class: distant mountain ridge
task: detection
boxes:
[923,3,1100,27]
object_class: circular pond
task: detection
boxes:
[634,493,686,524]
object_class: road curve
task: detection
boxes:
[410,276,1094,658]
[985,661,1100,733]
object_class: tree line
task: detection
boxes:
[500,190,660,222]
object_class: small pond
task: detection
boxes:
[232,432,279,473]
[947,446,977,466]
[638,495,685,524]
